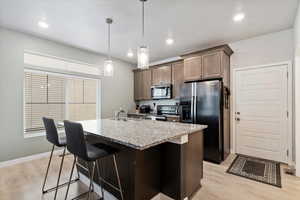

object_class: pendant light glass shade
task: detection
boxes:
[137,0,149,69]
[137,46,149,69]
[104,18,114,76]
[104,59,114,76]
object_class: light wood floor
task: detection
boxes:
[0,154,99,200]
[194,154,300,200]
[0,154,299,200]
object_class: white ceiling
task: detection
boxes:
[0,0,298,64]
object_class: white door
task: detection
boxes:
[235,64,288,163]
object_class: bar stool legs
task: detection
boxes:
[42,145,55,193]
[42,145,79,199]
[87,162,96,200]
[65,157,96,200]
[95,162,105,200]
[96,155,124,200]
[63,154,123,200]
[54,146,66,199]
[113,155,124,200]
[65,156,77,200]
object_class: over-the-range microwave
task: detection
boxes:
[151,84,172,100]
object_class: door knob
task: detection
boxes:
[236,117,240,121]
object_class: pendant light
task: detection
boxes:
[104,18,114,76]
[137,0,149,69]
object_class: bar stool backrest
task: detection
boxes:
[63,120,88,160]
[43,117,60,146]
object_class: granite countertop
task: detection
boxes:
[76,119,207,150]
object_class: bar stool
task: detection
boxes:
[63,120,124,200]
[42,117,79,200]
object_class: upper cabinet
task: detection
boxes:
[202,52,222,79]
[142,69,152,100]
[134,69,152,101]
[151,65,172,85]
[134,71,141,100]
[133,45,233,101]
[182,45,233,84]
[183,56,202,81]
[172,61,184,99]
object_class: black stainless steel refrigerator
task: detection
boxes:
[180,80,229,163]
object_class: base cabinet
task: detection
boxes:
[80,132,203,200]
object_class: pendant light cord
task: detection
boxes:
[108,22,111,60]
[142,0,145,44]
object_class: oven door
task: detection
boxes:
[151,86,171,99]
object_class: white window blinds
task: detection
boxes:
[24,71,97,135]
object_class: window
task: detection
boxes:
[24,70,98,136]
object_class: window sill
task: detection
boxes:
[24,130,65,139]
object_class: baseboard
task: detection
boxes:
[0,149,63,168]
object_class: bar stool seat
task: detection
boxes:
[86,143,117,161]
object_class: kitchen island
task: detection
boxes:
[75,119,207,200]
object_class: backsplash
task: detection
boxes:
[136,99,180,113]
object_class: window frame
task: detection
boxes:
[23,68,101,138]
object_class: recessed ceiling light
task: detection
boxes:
[166,38,174,45]
[233,13,245,22]
[38,21,49,29]
[127,50,134,58]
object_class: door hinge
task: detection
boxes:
[287,71,289,79]
[287,111,289,118]
[287,149,289,157]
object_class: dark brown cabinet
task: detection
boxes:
[151,65,172,85]
[134,69,152,101]
[183,56,202,81]
[172,61,184,99]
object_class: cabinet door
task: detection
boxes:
[202,52,222,79]
[142,70,152,100]
[172,62,184,99]
[184,56,202,81]
[152,65,172,85]
[134,71,142,100]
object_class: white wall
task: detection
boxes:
[294,2,300,177]
[0,27,135,162]
[228,29,294,158]
[229,29,294,68]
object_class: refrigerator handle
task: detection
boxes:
[191,83,194,123]
[193,83,197,123]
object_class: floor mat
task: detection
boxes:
[227,155,281,188]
